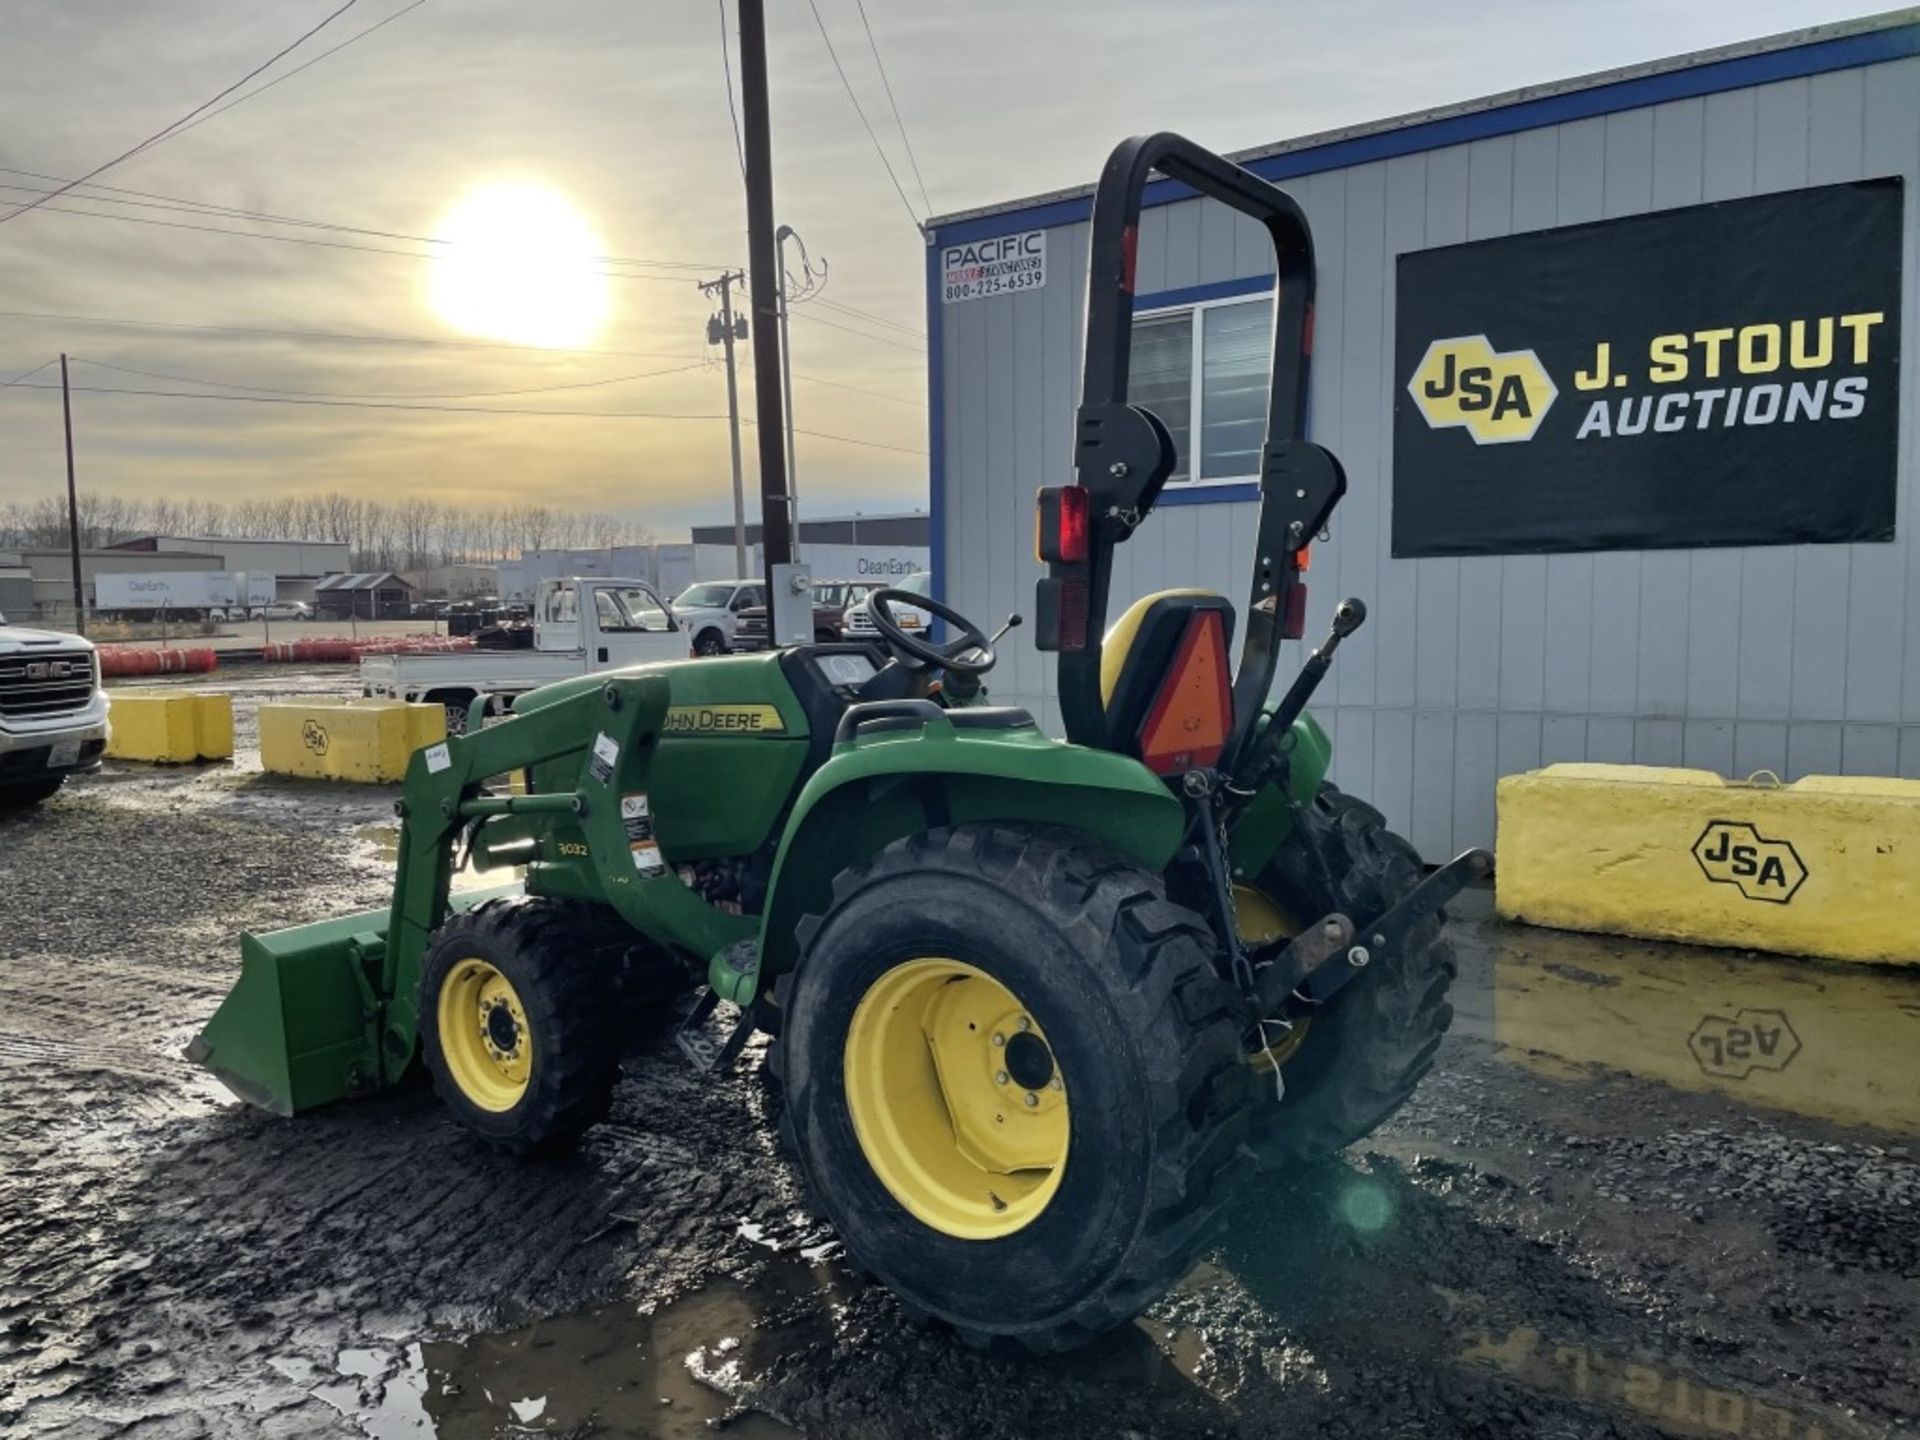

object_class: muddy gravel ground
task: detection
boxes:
[2,670,1916,1438]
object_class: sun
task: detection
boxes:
[428,182,610,348]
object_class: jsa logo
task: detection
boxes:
[1408,335,1557,444]
[1692,820,1807,903]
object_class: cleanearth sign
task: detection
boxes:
[1392,178,1902,557]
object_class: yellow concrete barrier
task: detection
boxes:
[259,698,446,783]
[1497,763,1920,967]
[106,692,233,763]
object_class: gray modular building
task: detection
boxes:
[928,11,1920,858]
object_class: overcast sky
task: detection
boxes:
[0,0,1895,537]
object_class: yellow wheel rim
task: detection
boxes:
[1236,884,1311,1072]
[437,957,532,1112]
[844,958,1068,1240]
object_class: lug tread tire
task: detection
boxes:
[1252,784,1456,1166]
[418,896,621,1155]
[771,823,1259,1354]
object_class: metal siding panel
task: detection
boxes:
[1232,209,1272,276]
[1411,710,1455,860]
[1701,88,1758,201]
[1636,553,1691,714]
[1453,711,1499,853]
[1734,721,1789,779]
[984,298,1018,693]
[1555,117,1607,224]
[1163,199,1202,291]
[1902,727,1920,779]
[1634,717,1685,766]
[1336,160,1382,714]
[953,300,991,661]
[1651,98,1707,205]
[1686,554,1741,719]
[1842,723,1899,775]
[1753,78,1812,192]
[1511,127,1559,231]
[1541,714,1588,765]
[1860,61,1919,726]
[1009,282,1046,704]
[1133,204,1169,297]
[1496,711,1543,778]
[1587,715,1634,764]
[1544,122,1600,716]
[1498,555,1546,710]
[1333,705,1375,804]
[1199,199,1237,280]
[1788,721,1843,778]
[1334,162,1386,710]
[1375,153,1427,710]
[1683,720,1736,775]
[1371,707,1416,840]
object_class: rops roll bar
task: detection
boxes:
[1036,134,1346,764]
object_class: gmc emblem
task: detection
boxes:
[26,661,74,680]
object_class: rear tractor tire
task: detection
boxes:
[773,824,1259,1352]
[1240,784,1457,1167]
[419,897,622,1153]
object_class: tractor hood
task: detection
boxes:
[0,624,96,653]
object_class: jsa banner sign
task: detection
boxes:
[1392,179,1902,558]
[941,230,1046,304]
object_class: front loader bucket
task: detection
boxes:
[187,906,391,1116]
[188,884,520,1115]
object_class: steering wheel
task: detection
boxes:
[868,588,996,677]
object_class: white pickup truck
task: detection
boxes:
[360,577,686,731]
[0,613,108,807]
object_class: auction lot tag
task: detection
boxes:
[588,731,619,784]
[47,739,81,768]
[423,742,451,774]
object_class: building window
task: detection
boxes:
[1127,293,1273,485]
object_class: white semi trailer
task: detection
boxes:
[94,571,277,620]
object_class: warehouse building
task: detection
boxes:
[929,11,1919,857]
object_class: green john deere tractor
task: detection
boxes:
[191,134,1489,1351]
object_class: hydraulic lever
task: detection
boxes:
[1229,597,1368,799]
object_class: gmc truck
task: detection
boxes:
[0,612,108,807]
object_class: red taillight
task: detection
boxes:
[1137,610,1231,775]
[1035,485,1090,564]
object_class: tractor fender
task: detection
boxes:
[738,718,1184,1005]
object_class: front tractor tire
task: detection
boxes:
[419,898,621,1153]
[1244,784,1457,1167]
[774,825,1259,1353]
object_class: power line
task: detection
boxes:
[0,308,927,403]
[2,190,716,283]
[1,358,58,392]
[787,306,924,354]
[853,0,933,216]
[3,379,929,455]
[804,0,923,231]
[716,0,746,180]
[0,0,363,227]
[0,172,717,275]
[798,293,923,338]
[70,355,714,401]
[158,0,433,146]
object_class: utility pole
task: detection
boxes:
[737,0,792,592]
[775,225,827,563]
[59,354,85,635]
[700,269,750,577]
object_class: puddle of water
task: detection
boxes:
[304,1265,819,1439]
[1483,919,1920,1134]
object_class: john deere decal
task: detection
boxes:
[1393,178,1902,558]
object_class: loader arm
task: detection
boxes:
[190,674,752,1114]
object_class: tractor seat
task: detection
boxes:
[1100,589,1237,768]
[946,706,1036,731]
